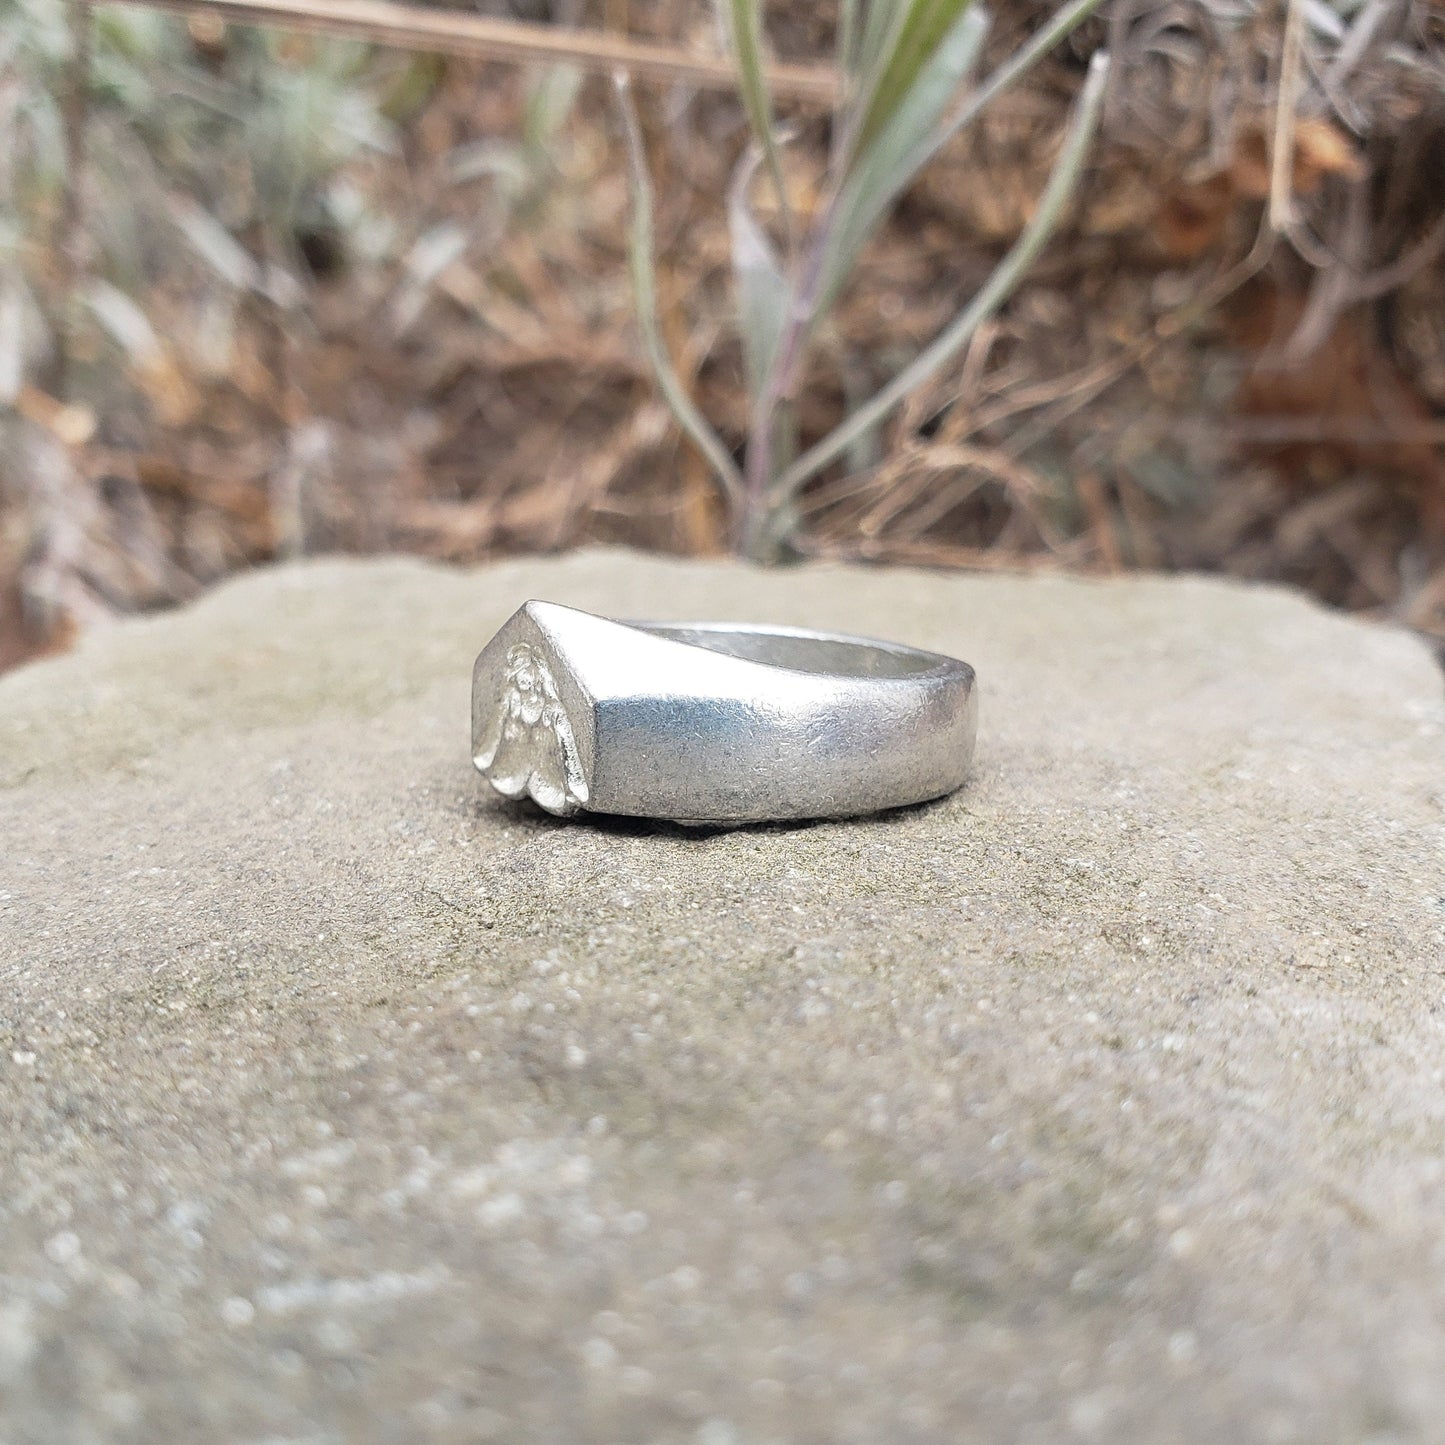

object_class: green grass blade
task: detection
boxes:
[816,4,988,313]
[836,0,920,169]
[718,0,792,237]
[771,50,1111,505]
[611,73,745,507]
[728,149,792,404]
[853,0,977,152]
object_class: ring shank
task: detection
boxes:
[473,602,977,822]
[592,621,976,822]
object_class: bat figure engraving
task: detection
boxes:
[475,642,589,815]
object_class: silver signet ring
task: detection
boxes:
[471,602,978,824]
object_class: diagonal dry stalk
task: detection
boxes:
[93,0,840,100]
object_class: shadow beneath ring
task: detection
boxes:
[473,789,959,840]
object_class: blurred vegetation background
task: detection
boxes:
[2,0,1443,671]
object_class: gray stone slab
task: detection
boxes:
[1,549,1442,1444]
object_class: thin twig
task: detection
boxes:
[1327,0,1401,89]
[1005,366,1134,462]
[893,445,1057,542]
[1269,0,1305,234]
[1155,211,1278,341]
[94,0,839,100]
[1352,211,1445,302]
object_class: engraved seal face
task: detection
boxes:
[474,642,589,815]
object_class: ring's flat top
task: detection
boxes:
[472,602,977,823]
[627,622,959,679]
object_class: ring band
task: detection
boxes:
[471,602,977,823]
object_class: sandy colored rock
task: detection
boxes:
[1,549,1442,1444]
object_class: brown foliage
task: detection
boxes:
[2,0,1444,669]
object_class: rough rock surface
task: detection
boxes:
[2,549,1442,1444]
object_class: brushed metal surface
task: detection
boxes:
[472,602,977,822]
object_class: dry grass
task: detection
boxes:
[2,0,1443,670]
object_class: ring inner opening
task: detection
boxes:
[634,625,937,678]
